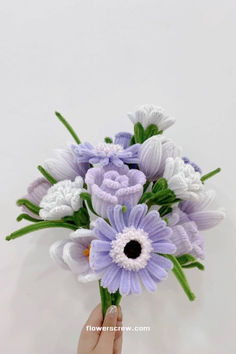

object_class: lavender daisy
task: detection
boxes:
[71,137,140,167]
[89,204,176,295]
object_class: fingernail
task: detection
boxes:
[106,305,117,317]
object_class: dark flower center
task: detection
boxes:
[124,240,142,259]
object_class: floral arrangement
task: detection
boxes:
[5,105,225,316]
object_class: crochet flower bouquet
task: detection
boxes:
[5,105,225,316]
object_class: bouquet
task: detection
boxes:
[5,104,225,316]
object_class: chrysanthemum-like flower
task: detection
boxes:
[22,177,51,218]
[167,190,225,259]
[71,137,140,167]
[89,204,176,295]
[163,157,203,201]
[39,176,84,220]
[128,104,175,131]
[139,135,182,181]
[50,227,100,282]
[85,165,146,218]
[44,148,89,181]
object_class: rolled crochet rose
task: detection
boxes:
[85,165,146,218]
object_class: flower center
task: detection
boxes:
[109,227,153,271]
[124,240,142,259]
[83,244,91,259]
[96,143,124,155]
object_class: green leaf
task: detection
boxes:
[134,122,145,143]
[201,168,221,182]
[16,198,40,216]
[73,207,90,226]
[38,165,57,184]
[149,189,176,205]
[182,262,205,271]
[55,111,81,144]
[177,254,196,265]
[139,192,153,204]
[104,137,113,144]
[166,255,196,301]
[80,192,98,216]
[159,205,172,217]
[129,135,136,146]
[5,221,78,241]
[152,177,168,193]
[144,124,159,140]
[16,214,42,223]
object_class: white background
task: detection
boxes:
[0,1,235,353]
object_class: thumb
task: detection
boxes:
[96,305,118,353]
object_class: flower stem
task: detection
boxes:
[167,255,196,301]
[37,165,57,184]
[98,281,122,317]
[5,221,78,241]
[55,111,81,144]
[201,168,221,182]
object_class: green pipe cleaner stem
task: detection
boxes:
[38,165,57,184]
[16,198,40,215]
[17,213,42,223]
[55,111,81,144]
[6,221,78,241]
[99,281,122,317]
[166,255,196,301]
[201,168,221,182]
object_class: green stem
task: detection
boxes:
[80,192,98,216]
[16,198,40,215]
[17,213,42,223]
[6,221,78,241]
[38,165,57,184]
[167,255,196,301]
[55,111,81,144]
[201,168,221,182]
[99,281,122,317]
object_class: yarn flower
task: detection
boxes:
[139,135,182,181]
[71,137,140,167]
[167,190,225,259]
[163,157,203,201]
[43,147,89,181]
[128,104,175,131]
[85,165,146,218]
[89,204,176,295]
[39,176,84,220]
[50,227,100,282]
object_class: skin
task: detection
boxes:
[78,304,123,354]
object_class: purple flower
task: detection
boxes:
[167,190,225,259]
[22,177,51,218]
[49,227,100,282]
[182,157,202,174]
[89,204,176,295]
[114,132,132,149]
[71,138,140,167]
[85,165,146,218]
[44,148,89,181]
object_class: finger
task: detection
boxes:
[96,305,118,352]
[78,304,103,353]
[114,306,123,354]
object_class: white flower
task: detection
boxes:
[49,227,100,282]
[128,104,175,131]
[163,157,203,201]
[39,176,84,220]
[44,148,89,181]
[139,135,182,181]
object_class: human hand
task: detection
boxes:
[78,304,123,354]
